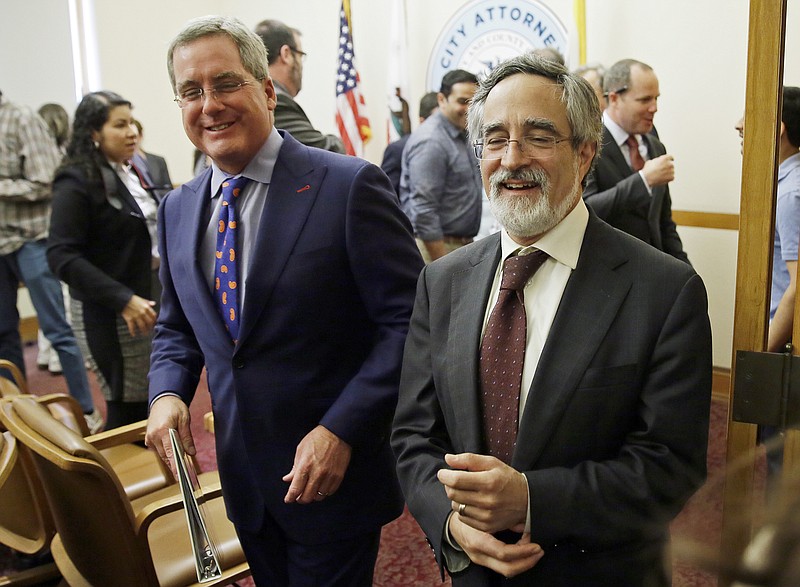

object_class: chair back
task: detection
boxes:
[0,359,27,394]
[0,421,54,557]
[0,395,160,586]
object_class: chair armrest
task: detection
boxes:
[132,480,224,538]
[85,420,148,449]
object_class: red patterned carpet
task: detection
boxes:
[1,344,731,585]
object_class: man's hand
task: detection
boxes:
[449,513,544,578]
[283,425,352,504]
[438,453,528,534]
[145,395,194,477]
[121,294,157,337]
[641,154,675,187]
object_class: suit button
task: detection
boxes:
[232,357,244,369]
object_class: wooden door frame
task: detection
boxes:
[720,0,787,581]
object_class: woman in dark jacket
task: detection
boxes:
[48,91,159,428]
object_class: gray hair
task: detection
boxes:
[167,15,269,91]
[603,58,652,95]
[467,53,603,166]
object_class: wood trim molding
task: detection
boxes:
[672,210,740,231]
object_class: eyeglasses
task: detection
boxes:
[173,79,263,108]
[473,135,573,160]
[289,47,307,62]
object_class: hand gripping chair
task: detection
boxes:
[0,396,249,587]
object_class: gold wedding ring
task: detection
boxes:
[458,502,466,516]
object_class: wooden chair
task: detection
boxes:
[0,376,173,500]
[0,396,249,587]
[0,360,26,394]
[0,429,60,586]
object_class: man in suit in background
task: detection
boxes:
[255,19,345,154]
[381,91,439,198]
[583,59,689,263]
[392,54,712,585]
[145,16,422,585]
[131,119,173,202]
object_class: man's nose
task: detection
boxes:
[500,141,529,169]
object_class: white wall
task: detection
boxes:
[4,0,799,368]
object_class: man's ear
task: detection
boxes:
[279,44,293,64]
[263,77,278,110]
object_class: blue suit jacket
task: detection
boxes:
[149,132,423,542]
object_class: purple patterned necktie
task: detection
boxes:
[480,250,548,464]
[214,176,249,342]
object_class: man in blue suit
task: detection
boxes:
[145,16,423,586]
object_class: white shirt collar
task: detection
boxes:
[603,110,635,147]
[499,197,588,270]
[210,127,283,196]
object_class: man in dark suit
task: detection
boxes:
[145,16,423,586]
[583,59,689,264]
[131,119,173,202]
[255,19,345,154]
[391,54,712,586]
[381,91,439,198]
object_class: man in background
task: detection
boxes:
[131,119,173,202]
[146,16,422,585]
[573,63,606,110]
[0,90,100,430]
[255,19,345,153]
[381,91,439,198]
[400,69,482,263]
[583,59,689,263]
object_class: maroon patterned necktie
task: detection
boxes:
[480,250,548,464]
[626,134,645,172]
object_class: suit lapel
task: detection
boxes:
[512,216,632,468]
[447,236,501,453]
[602,126,633,180]
[236,134,324,346]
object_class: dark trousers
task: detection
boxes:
[236,508,380,586]
[0,252,25,378]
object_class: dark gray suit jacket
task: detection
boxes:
[391,211,712,586]
[583,126,689,264]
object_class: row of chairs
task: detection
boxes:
[0,360,250,586]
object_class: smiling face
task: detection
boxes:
[172,34,276,174]
[607,64,659,135]
[91,105,137,164]
[479,74,595,245]
[439,81,477,130]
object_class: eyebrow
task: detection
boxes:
[481,117,558,136]
[175,71,246,92]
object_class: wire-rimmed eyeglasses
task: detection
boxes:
[473,135,573,160]
[173,79,263,108]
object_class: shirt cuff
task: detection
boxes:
[638,170,652,194]
[523,471,532,533]
[442,512,471,573]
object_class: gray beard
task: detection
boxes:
[487,165,581,239]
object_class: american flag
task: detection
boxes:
[335,0,371,157]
